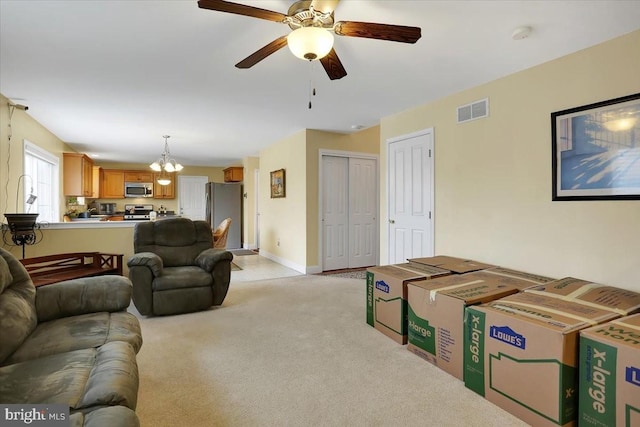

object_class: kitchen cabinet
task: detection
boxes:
[63,153,94,197]
[91,166,102,198]
[124,171,153,182]
[101,170,125,199]
[223,167,243,182]
[153,174,175,199]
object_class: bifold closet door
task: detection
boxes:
[322,155,377,271]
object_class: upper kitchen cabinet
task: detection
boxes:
[153,173,175,199]
[223,167,243,182]
[63,153,94,197]
[91,166,102,198]
[101,170,125,199]
[124,171,153,182]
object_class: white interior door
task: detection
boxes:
[321,153,378,271]
[178,175,208,220]
[322,156,349,270]
[349,157,377,268]
[388,129,434,264]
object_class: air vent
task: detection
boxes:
[457,98,489,123]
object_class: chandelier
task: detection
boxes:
[150,135,183,185]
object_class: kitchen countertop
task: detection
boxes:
[53,215,182,229]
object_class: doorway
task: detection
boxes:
[320,151,378,271]
[387,128,435,264]
[178,175,208,220]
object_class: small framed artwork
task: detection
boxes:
[551,93,640,201]
[270,169,285,198]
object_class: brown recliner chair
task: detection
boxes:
[127,217,233,316]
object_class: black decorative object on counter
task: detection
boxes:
[3,213,43,258]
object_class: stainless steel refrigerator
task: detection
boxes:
[205,182,242,249]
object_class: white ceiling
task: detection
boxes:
[1,1,639,167]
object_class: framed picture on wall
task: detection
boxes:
[551,92,640,201]
[270,169,285,198]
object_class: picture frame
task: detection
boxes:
[270,169,285,198]
[551,93,640,201]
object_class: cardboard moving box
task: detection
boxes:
[525,277,640,315]
[579,314,640,427]
[464,291,635,427]
[366,263,450,344]
[407,268,555,380]
[480,266,556,287]
[408,255,494,274]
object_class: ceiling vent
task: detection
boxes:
[457,98,489,123]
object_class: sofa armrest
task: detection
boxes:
[127,252,163,277]
[195,248,233,273]
[35,275,133,322]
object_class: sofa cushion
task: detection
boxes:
[153,266,213,291]
[35,275,134,323]
[70,406,140,427]
[0,341,138,411]
[0,248,37,365]
[4,311,142,365]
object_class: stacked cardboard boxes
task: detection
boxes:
[407,267,555,380]
[578,314,640,427]
[463,280,640,427]
[365,263,450,344]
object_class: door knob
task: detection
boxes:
[389,219,395,224]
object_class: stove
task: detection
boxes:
[124,204,154,220]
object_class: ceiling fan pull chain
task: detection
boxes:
[308,60,315,109]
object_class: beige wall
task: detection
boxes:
[259,130,308,269]
[0,94,72,215]
[380,30,640,291]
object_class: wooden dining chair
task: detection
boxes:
[213,218,232,249]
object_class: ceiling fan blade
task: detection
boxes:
[334,21,421,44]
[198,0,287,22]
[235,36,289,69]
[310,0,341,14]
[319,48,347,80]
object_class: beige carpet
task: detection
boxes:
[133,275,528,427]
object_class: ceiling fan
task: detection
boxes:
[197,0,422,80]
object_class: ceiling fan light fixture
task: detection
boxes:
[287,26,334,60]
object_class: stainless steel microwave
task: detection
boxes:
[124,182,153,198]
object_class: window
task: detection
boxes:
[23,140,59,222]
